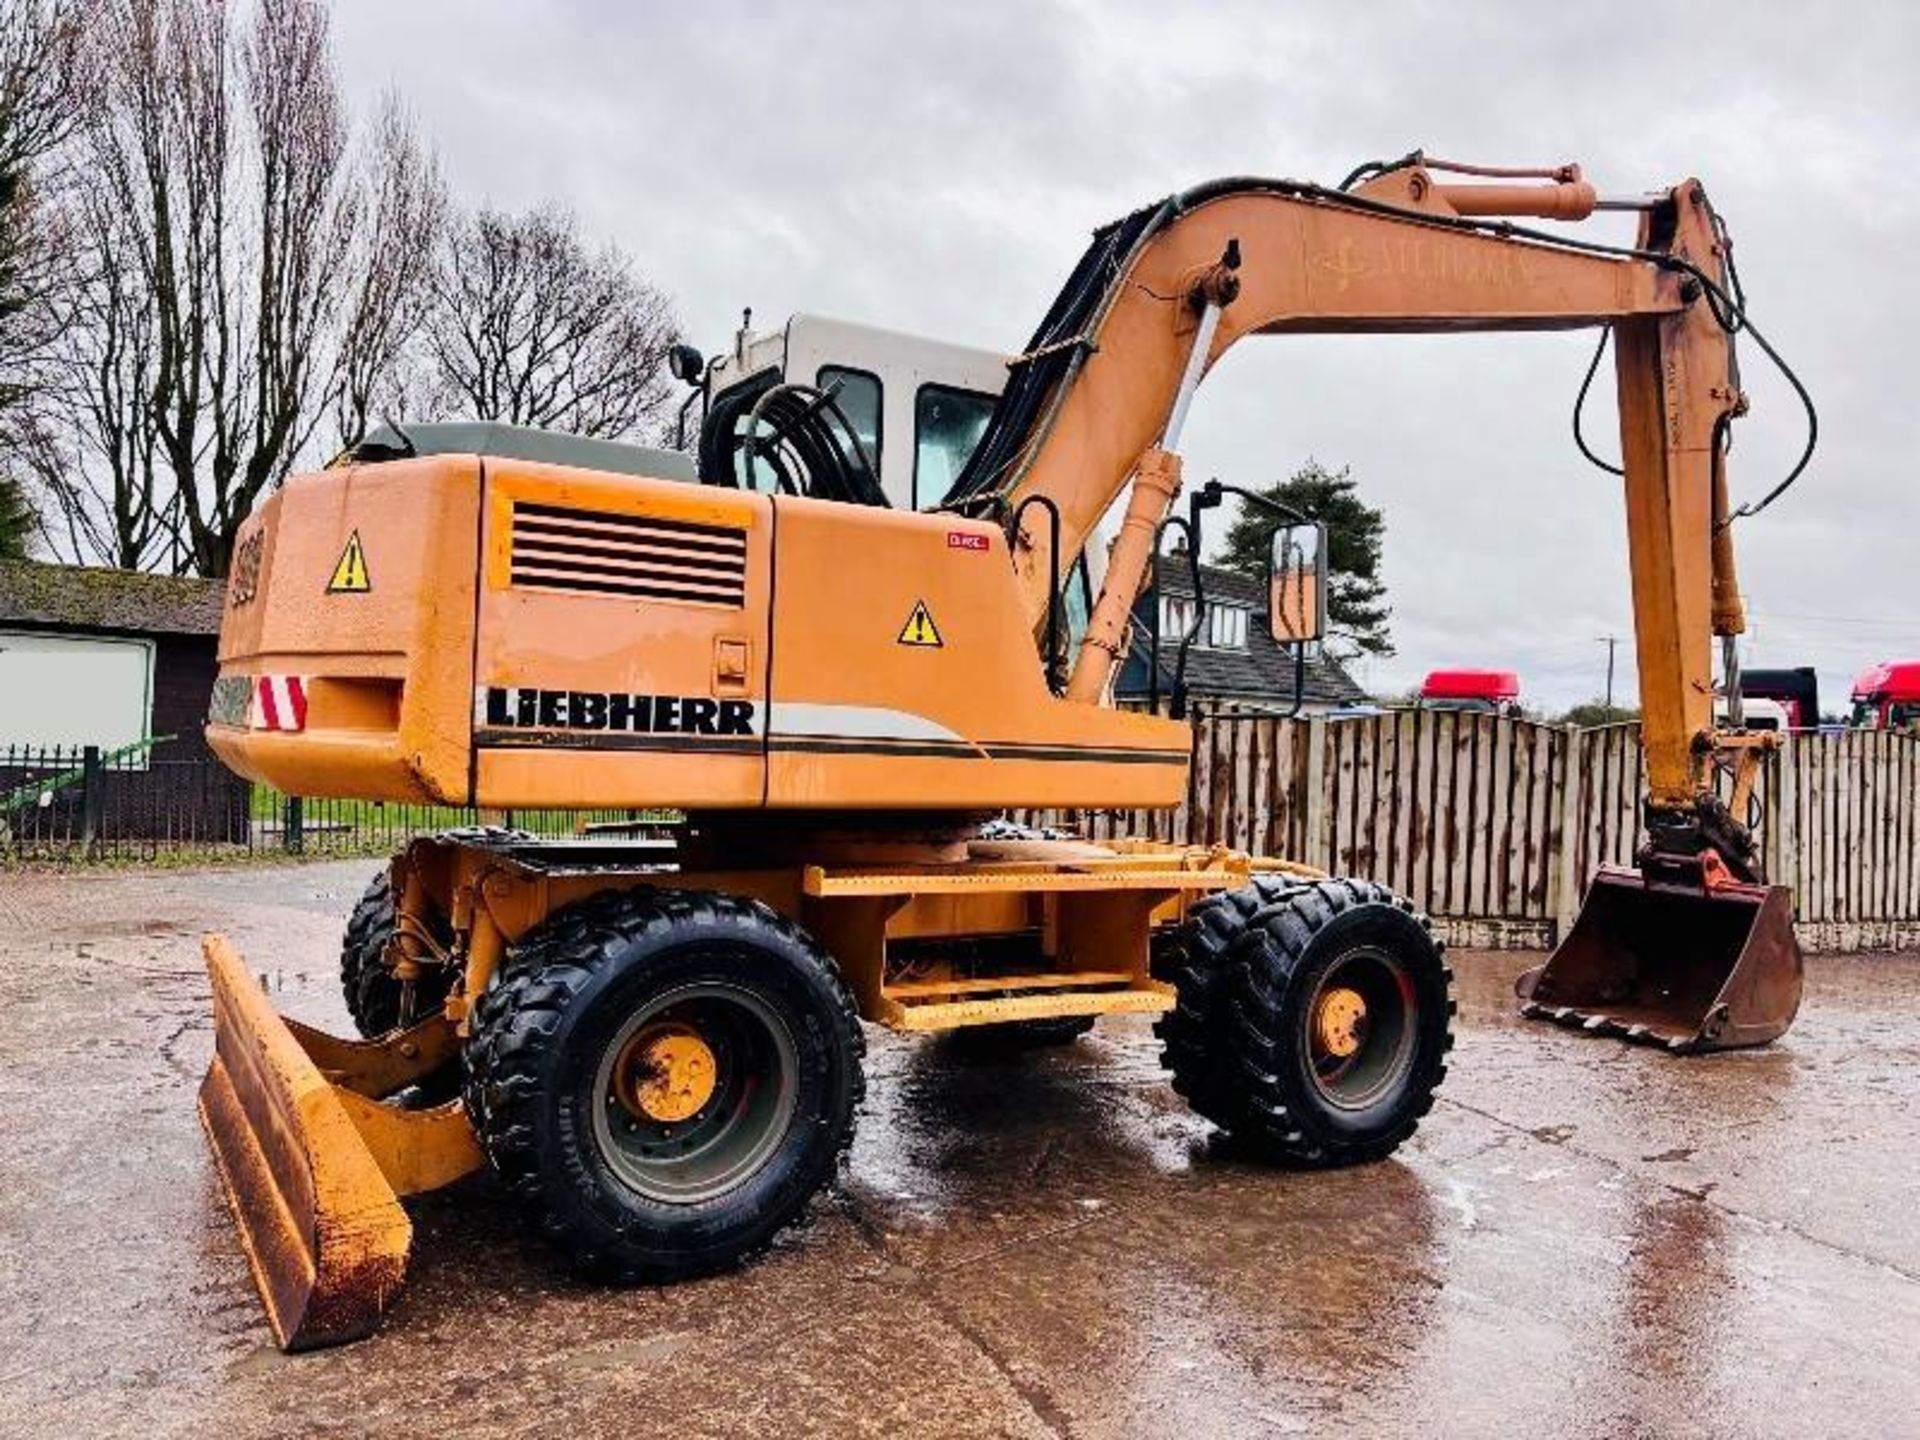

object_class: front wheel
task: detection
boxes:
[462,888,864,1281]
[1226,879,1454,1165]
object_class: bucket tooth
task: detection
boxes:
[198,935,413,1351]
[1518,864,1802,1053]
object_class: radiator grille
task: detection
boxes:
[509,502,748,607]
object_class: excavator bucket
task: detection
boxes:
[198,935,481,1350]
[1517,864,1802,1052]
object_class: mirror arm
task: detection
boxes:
[1167,479,1320,722]
[675,386,702,451]
[1198,477,1314,525]
[1150,515,1208,719]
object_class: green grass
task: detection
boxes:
[248,789,679,842]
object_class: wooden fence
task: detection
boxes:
[1022,712,1920,952]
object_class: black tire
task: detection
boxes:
[462,887,865,1281]
[436,824,536,848]
[340,826,531,1038]
[1152,874,1307,1127]
[1226,879,1453,1166]
[340,870,456,1038]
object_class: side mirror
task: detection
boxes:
[1269,520,1327,645]
[668,342,706,385]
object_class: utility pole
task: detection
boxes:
[1599,635,1618,711]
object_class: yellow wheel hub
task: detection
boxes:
[619,1024,719,1123]
[1313,987,1369,1059]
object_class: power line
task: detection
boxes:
[1745,609,1917,630]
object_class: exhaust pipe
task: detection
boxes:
[1517,863,1802,1053]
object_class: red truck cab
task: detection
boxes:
[1419,668,1522,716]
[1850,661,1920,731]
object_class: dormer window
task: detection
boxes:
[1207,604,1249,650]
[1158,596,1249,650]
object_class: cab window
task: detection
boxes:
[1062,554,1093,652]
[914,384,997,508]
[816,366,882,471]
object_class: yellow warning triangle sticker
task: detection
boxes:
[897,599,943,648]
[327,531,371,593]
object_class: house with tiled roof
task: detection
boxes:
[1115,557,1369,714]
[0,560,248,842]
[0,559,227,758]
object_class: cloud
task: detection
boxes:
[330,0,1914,714]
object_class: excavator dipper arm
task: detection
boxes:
[953,162,1800,1050]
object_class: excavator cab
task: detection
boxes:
[677,311,1106,660]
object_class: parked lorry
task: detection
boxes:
[1418,668,1522,716]
[1715,696,1790,732]
[1739,666,1820,730]
[1850,662,1920,731]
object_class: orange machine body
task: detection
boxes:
[209,456,1188,811]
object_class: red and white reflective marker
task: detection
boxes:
[252,675,308,732]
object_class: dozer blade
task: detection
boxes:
[1517,864,1802,1052]
[198,935,413,1351]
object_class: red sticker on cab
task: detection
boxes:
[947,532,989,552]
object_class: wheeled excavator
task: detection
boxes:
[199,155,1808,1349]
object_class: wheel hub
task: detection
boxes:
[617,1024,719,1123]
[1313,986,1369,1059]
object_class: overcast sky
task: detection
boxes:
[330,0,1917,714]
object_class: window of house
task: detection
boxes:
[1159,595,1196,641]
[1208,604,1249,650]
[816,366,883,472]
[913,384,997,508]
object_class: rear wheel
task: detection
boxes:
[462,887,864,1280]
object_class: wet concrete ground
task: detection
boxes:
[1,861,1917,1438]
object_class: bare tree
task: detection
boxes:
[17,0,442,575]
[423,203,678,440]
[20,131,171,569]
[7,1,674,577]
[0,0,82,554]
[333,93,445,447]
